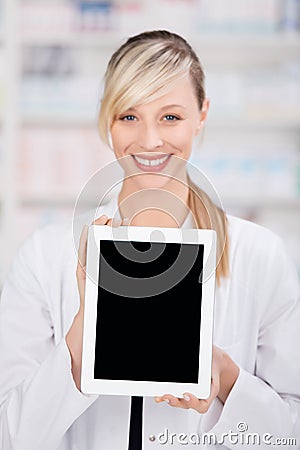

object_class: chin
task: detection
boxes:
[133,173,174,191]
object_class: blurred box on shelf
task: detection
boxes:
[0,48,4,119]
[261,150,300,202]
[113,1,146,36]
[143,0,195,37]
[16,0,300,38]
[19,0,117,36]
[21,75,101,122]
[243,62,300,122]
[297,163,300,197]
[22,45,77,77]
[0,3,2,34]
[204,64,300,125]
[205,70,244,120]
[19,1,78,36]
[17,126,115,201]
[0,130,3,194]
[194,0,284,34]
[76,1,116,32]
[280,0,300,32]
[190,146,300,208]
[22,44,110,82]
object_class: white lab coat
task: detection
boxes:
[0,195,299,450]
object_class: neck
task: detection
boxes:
[118,174,190,228]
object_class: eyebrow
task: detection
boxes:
[125,104,186,112]
[160,104,187,110]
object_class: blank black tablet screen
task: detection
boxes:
[94,240,204,383]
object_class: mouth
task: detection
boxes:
[132,154,172,172]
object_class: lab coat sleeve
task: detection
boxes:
[199,234,300,449]
[0,231,97,450]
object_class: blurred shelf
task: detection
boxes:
[223,197,300,210]
[206,117,300,131]
[19,31,300,57]
[20,194,99,206]
[19,114,300,130]
[20,30,124,48]
[191,32,300,50]
[191,33,300,67]
[19,194,300,210]
[21,115,98,127]
[190,32,300,56]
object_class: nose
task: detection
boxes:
[138,122,163,151]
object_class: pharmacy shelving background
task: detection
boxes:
[0,0,300,289]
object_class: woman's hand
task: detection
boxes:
[66,215,129,390]
[154,345,240,413]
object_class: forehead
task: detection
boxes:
[133,75,199,111]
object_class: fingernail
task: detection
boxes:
[80,225,89,240]
[123,218,130,225]
[183,395,190,402]
[164,399,170,404]
[112,219,122,227]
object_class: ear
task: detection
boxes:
[195,98,210,135]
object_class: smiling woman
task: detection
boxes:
[99,30,228,284]
[108,76,213,229]
[0,29,299,450]
[110,78,203,165]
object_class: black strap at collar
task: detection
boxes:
[128,396,143,450]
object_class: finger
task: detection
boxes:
[77,225,89,271]
[180,392,211,413]
[182,370,220,414]
[155,379,220,413]
[154,395,188,409]
[92,216,130,227]
[93,215,109,225]
[210,373,220,400]
[154,397,169,403]
[210,353,221,399]
[111,218,122,227]
[104,218,123,227]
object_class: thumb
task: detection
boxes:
[76,225,89,294]
[78,225,89,272]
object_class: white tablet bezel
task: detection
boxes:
[81,225,216,399]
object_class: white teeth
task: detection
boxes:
[134,155,169,167]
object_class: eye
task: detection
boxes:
[164,114,180,121]
[119,115,136,121]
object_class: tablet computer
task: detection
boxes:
[81,225,216,399]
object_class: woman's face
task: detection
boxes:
[110,74,208,191]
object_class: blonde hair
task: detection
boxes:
[98,30,229,285]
